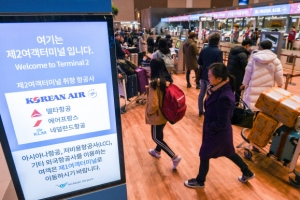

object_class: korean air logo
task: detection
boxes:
[57,182,68,188]
[283,6,288,13]
[88,89,97,98]
[26,92,86,104]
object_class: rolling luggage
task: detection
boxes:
[135,68,148,94]
[126,74,138,99]
[269,125,300,165]
[130,53,138,67]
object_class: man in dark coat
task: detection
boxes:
[147,32,155,53]
[197,33,223,116]
[227,39,252,102]
[183,32,200,89]
[115,33,125,59]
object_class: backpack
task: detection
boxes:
[156,51,174,72]
[117,59,137,75]
[132,35,138,46]
[251,32,257,40]
[161,84,187,124]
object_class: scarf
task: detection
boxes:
[206,78,229,100]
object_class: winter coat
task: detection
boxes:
[198,44,223,81]
[145,79,171,125]
[183,38,199,70]
[227,46,250,92]
[199,82,236,159]
[115,40,125,59]
[232,30,239,43]
[242,50,283,111]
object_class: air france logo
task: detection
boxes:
[56,182,68,188]
[26,92,86,104]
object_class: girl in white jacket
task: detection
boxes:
[241,40,283,111]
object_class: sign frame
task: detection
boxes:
[0,14,126,200]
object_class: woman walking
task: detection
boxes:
[146,58,182,170]
[184,63,254,188]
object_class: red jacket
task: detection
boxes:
[288,30,297,41]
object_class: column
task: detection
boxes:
[254,16,258,30]
[242,18,245,30]
[199,20,202,40]
[214,19,217,30]
[262,17,265,29]
[285,16,291,34]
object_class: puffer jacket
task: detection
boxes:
[183,38,199,70]
[242,50,283,111]
[227,46,250,92]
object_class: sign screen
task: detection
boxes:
[0,0,112,13]
[0,15,125,200]
[238,0,249,5]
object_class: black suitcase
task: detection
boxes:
[126,74,138,99]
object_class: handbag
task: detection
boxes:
[231,94,254,128]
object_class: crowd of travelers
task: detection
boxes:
[115,26,284,188]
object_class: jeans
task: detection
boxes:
[198,79,209,114]
[186,68,200,86]
[287,40,293,50]
[196,153,252,184]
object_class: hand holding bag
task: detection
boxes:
[231,94,255,128]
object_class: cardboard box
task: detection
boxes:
[255,87,291,116]
[273,98,300,128]
[248,112,279,148]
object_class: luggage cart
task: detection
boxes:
[118,66,148,114]
[237,127,300,188]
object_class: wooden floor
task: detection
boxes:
[121,72,300,200]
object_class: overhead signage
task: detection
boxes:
[290,3,300,14]
[0,0,112,13]
[160,2,299,22]
[253,4,290,16]
[200,16,214,21]
[226,8,253,18]
[168,15,190,22]
[0,17,124,199]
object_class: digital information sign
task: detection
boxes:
[0,16,126,200]
[0,0,112,13]
[260,31,283,58]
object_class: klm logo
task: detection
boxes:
[56,182,68,188]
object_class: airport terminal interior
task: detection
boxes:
[1,0,300,199]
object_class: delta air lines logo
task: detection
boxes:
[25,92,86,104]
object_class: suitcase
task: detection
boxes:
[130,53,138,67]
[269,125,300,165]
[135,68,149,94]
[126,74,138,99]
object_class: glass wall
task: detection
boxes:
[263,16,287,32]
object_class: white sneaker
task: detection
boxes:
[149,149,161,158]
[172,156,182,170]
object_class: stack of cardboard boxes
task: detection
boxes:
[247,87,300,148]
